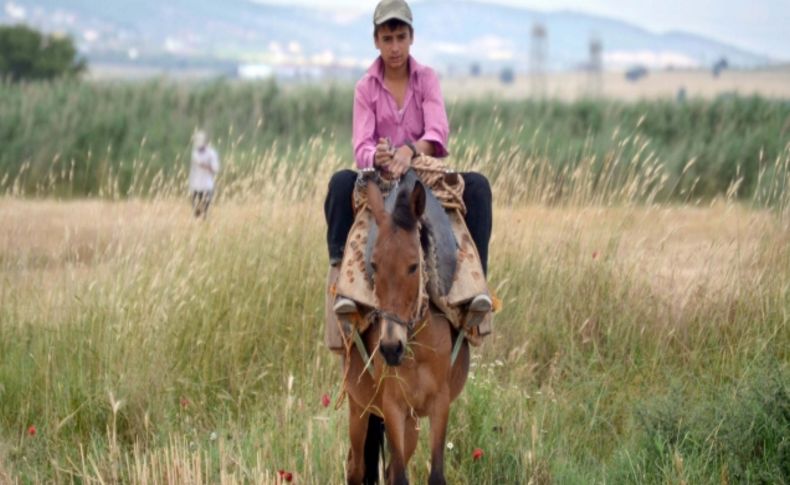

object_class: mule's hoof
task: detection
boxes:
[333,297,358,315]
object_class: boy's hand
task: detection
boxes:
[389,146,412,178]
[374,138,393,168]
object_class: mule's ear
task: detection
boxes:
[410,180,426,220]
[367,180,387,225]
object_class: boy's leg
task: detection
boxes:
[191,191,202,218]
[459,172,493,333]
[325,264,347,352]
[460,172,492,275]
[201,191,213,219]
[324,169,358,352]
[324,169,358,265]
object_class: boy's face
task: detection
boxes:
[374,24,413,71]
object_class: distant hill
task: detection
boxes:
[1,0,772,76]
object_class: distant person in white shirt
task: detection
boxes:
[189,130,220,219]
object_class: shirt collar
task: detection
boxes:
[368,55,419,84]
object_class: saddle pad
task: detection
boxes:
[336,211,379,309]
[446,209,489,306]
[334,169,490,335]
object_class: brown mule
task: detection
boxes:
[342,179,470,485]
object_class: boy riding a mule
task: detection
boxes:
[324,0,494,352]
[323,1,496,482]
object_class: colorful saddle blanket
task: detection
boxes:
[335,158,491,343]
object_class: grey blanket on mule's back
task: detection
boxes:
[365,169,458,301]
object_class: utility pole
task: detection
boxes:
[587,35,603,97]
[529,22,547,99]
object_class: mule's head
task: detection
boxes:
[367,179,426,366]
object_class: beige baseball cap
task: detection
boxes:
[373,0,413,27]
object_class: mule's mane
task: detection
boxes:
[391,187,418,231]
[390,184,441,295]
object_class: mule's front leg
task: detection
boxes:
[383,400,409,485]
[428,391,451,485]
[347,399,369,485]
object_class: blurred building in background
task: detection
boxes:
[0,0,785,89]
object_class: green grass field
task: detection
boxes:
[0,80,789,483]
[1,79,789,204]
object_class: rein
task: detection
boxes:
[351,306,428,379]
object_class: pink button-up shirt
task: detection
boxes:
[353,56,449,169]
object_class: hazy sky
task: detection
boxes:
[270,0,789,61]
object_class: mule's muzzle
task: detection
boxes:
[380,340,405,366]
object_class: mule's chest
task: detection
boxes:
[376,361,444,416]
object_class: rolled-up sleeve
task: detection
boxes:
[353,80,377,169]
[419,68,449,157]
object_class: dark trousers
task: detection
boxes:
[324,170,493,274]
[191,190,213,218]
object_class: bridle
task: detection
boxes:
[373,307,426,336]
[351,215,465,378]
[365,240,465,369]
[371,240,428,337]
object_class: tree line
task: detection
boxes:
[0,24,84,82]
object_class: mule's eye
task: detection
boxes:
[371,262,378,273]
[408,263,418,274]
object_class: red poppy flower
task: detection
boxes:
[180,397,189,408]
[27,425,36,436]
[278,470,293,482]
[472,447,484,460]
[321,393,331,408]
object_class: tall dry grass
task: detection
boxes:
[1,128,788,483]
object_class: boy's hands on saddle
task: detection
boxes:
[375,138,394,170]
[374,137,411,179]
[389,146,413,178]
